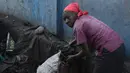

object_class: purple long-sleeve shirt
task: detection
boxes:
[73,15,123,56]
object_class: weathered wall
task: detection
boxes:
[0,0,130,57]
[0,0,57,34]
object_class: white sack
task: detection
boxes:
[37,51,61,73]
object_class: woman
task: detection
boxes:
[63,2,125,73]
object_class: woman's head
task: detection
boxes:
[63,2,88,28]
[63,11,78,28]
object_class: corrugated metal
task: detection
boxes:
[0,0,130,57]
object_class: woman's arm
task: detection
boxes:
[67,43,91,62]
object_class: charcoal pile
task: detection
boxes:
[0,13,79,73]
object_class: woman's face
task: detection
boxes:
[63,11,77,28]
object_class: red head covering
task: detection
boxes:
[64,2,88,17]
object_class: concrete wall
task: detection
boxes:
[0,0,130,57]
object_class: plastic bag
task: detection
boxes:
[37,51,61,73]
